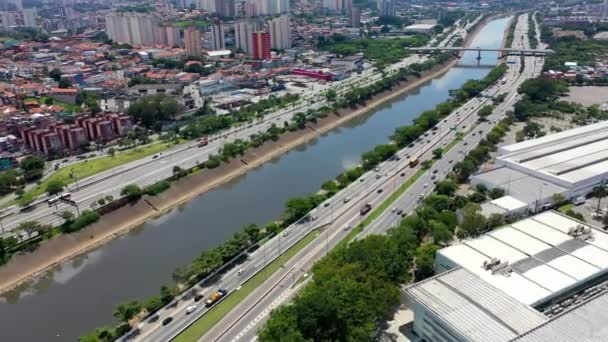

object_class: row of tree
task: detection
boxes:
[258,59,521,339]
[79,52,469,341]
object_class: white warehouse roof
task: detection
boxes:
[405,268,547,342]
[437,211,608,306]
[495,121,608,189]
[473,121,608,204]
[405,211,608,342]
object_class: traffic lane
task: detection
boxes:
[211,200,386,342]
[182,33,489,341]
[362,77,530,235]
[149,185,381,342]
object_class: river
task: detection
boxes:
[0,17,510,341]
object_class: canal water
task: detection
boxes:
[0,17,510,341]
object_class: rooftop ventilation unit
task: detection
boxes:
[568,224,593,241]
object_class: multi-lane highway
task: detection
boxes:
[3,13,480,237]
[195,14,544,342]
[1,53,432,236]
[116,20,483,342]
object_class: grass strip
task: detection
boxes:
[20,142,174,201]
[173,230,321,342]
[559,203,574,213]
[340,168,426,246]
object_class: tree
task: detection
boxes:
[121,184,142,199]
[478,105,493,119]
[414,243,440,280]
[113,300,141,323]
[488,187,505,199]
[17,221,42,237]
[259,305,307,342]
[458,203,486,238]
[59,212,75,230]
[593,185,608,213]
[46,179,65,196]
[44,97,54,105]
[435,179,457,196]
[49,68,62,82]
[325,89,337,102]
[173,165,184,177]
[284,197,313,224]
[421,160,433,170]
[475,183,487,194]
[58,78,72,88]
[552,193,566,206]
[108,147,116,157]
[432,148,443,159]
[21,155,45,170]
[128,95,182,130]
[0,169,20,195]
[487,213,505,229]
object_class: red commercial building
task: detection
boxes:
[292,69,334,81]
[252,31,271,60]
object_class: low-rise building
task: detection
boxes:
[404,211,608,342]
[472,121,608,211]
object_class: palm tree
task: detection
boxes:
[594,183,608,213]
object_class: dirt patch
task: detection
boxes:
[552,29,587,40]
[0,57,461,295]
[562,86,608,107]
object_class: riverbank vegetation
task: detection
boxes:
[259,112,513,341]
[79,53,460,342]
[258,61,510,340]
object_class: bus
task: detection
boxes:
[48,192,71,206]
[409,156,419,168]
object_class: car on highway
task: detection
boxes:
[400,172,405,177]
[432,169,438,174]
[194,294,204,302]
[424,183,429,188]
[392,208,397,213]
[376,174,382,179]
[397,209,403,215]
[431,175,436,180]
[343,225,351,231]
[237,268,245,275]
[324,202,330,207]
[360,177,365,182]
[152,154,159,159]
[162,317,173,326]
[186,305,197,314]
[377,189,383,194]
[374,167,381,172]
[343,197,351,203]
[282,230,289,237]
[448,160,453,163]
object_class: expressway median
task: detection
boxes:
[172,230,320,342]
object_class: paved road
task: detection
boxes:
[199,14,543,342]
[1,54,429,238]
[119,21,470,342]
[115,55,432,342]
[364,12,541,235]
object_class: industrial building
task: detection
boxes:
[403,211,608,341]
[472,121,608,210]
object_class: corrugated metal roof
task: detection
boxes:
[406,268,547,342]
[511,291,608,342]
[439,212,608,305]
[498,121,608,155]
